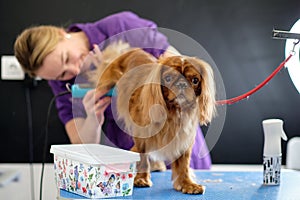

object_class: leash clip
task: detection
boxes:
[290,39,300,55]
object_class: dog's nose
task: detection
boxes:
[176,81,188,89]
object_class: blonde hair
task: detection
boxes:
[14,25,64,77]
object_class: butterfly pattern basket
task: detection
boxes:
[50,144,140,198]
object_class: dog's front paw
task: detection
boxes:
[134,173,153,187]
[174,181,205,194]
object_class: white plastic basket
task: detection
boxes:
[50,144,140,198]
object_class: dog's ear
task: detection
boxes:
[187,58,216,125]
[139,64,167,124]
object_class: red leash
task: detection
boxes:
[217,53,294,105]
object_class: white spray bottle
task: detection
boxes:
[262,119,287,185]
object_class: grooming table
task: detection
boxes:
[60,169,300,199]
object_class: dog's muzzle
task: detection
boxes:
[175,79,188,89]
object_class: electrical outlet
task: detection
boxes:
[1,55,25,80]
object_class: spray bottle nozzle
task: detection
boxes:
[262,119,287,156]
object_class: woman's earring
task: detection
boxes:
[65,34,71,39]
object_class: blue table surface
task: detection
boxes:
[60,169,300,200]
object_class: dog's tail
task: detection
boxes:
[88,41,133,86]
[100,41,132,67]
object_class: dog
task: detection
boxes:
[91,42,216,194]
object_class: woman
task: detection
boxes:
[14,11,211,169]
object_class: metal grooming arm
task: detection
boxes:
[272,29,300,40]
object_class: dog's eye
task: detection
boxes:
[192,77,199,85]
[164,75,172,83]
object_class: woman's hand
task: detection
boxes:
[66,89,111,144]
[91,44,103,66]
[81,44,103,72]
[82,88,111,126]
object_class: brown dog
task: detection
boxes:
[91,42,216,194]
